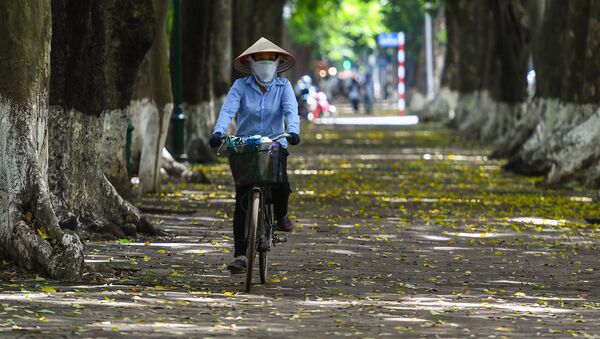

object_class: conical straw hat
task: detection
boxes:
[233,37,296,74]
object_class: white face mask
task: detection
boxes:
[249,57,279,86]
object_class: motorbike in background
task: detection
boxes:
[295,75,337,121]
[295,75,313,120]
[307,91,337,121]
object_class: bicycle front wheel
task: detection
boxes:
[245,191,260,293]
[259,251,268,284]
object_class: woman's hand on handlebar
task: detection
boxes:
[272,133,299,145]
[288,133,300,145]
[209,132,223,148]
[272,133,291,141]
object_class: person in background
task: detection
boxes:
[318,75,334,104]
[208,37,300,275]
[295,75,313,119]
[348,77,361,113]
[363,73,374,115]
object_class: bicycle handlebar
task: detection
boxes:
[273,133,292,141]
[219,133,292,142]
[217,133,293,155]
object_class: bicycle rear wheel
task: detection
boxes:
[245,191,260,293]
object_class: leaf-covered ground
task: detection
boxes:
[2,121,600,338]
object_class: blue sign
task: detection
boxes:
[377,32,405,47]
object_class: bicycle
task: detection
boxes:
[218,133,291,292]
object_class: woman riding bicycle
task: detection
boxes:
[208,37,300,274]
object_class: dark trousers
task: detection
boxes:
[233,150,290,257]
[351,98,359,112]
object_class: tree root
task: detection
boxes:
[542,111,600,187]
[48,107,164,239]
[420,87,458,123]
[161,148,210,183]
[4,176,84,280]
[99,174,164,236]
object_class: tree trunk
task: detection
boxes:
[505,0,600,187]
[489,0,545,159]
[182,0,232,163]
[102,109,131,198]
[0,0,84,279]
[49,0,161,237]
[421,1,460,122]
[409,7,446,113]
[536,0,600,186]
[130,0,173,194]
[448,0,530,144]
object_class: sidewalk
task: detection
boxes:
[333,100,402,116]
[1,122,599,337]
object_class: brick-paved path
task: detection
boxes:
[1,122,599,338]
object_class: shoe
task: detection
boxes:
[275,216,294,232]
[227,257,247,274]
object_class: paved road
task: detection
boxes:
[1,122,599,338]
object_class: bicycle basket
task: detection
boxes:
[227,142,284,186]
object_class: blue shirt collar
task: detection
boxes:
[244,76,285,92]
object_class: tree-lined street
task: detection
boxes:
[2,1,600,338]
[1,122,599,337]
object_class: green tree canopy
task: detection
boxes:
[381,0,442,67]
[287,0,385,62]
[287,0,442,70]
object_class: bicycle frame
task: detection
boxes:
[245,186,275,252]
[242,184,280,292]
[218,133,290,292]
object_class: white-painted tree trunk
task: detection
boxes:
[409,7,447,113]
[185,96,224,163]
[48,107,159,236]
[0,0,84,279]
[507,99,597,175]
[453,90,516,144]
[545,108,600,186]
[102,109,131,197]
[453,91,487,138]
[128,0,173,194]
[408,90,428,112]
[420,86,459,122]
[130,99,172,193]
[160,148,208,183]
[491,98,543,159]
[0,97,85,279]
[585,161,600,188]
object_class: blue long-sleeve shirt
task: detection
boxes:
[213,76,300,148]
